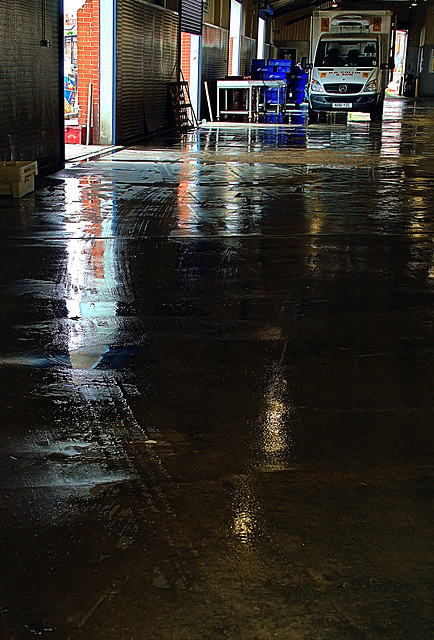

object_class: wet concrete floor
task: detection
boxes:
[1,97,434,639]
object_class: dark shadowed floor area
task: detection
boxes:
[1,97,434,639]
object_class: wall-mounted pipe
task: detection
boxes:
[86,83,93,145]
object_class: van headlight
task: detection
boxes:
[311,79,325,93]
[364,79,377,93]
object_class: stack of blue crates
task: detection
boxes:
[251,59,292,121]
[290,65,308,106]
[251,58,308,115]
[251,59,292,81]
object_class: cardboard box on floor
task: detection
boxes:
[0,161,38,198]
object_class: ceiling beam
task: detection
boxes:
[274,0,419,21]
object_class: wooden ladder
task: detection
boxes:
[169,81,198,130]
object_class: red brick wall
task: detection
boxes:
[77,0,99,143]
[228,37,233,76]
[181,32,191,85]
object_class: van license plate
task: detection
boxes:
[332,103,352,108]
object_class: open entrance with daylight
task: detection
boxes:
[229,0,242,75]
[180,32,201,122]
[64,0,100,146]
[388,30,408,95]
[257,17,265,59]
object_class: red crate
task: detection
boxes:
[65,126,82,144]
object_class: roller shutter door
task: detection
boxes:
[180,0,203,35]
[200,24,229,119]
[240,36,256,76]
[116,0,178,144]
[0,0,62,172]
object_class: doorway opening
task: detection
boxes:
[229,0,242,76]
[387,30,408,95]
[257,17,265,59]
[64,0,100,148]
[279,48,297,65]
[180,32,201,123]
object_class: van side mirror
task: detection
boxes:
[381,58,394,70]
[303,61,313,70]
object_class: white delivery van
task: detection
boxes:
[307,11,394,122]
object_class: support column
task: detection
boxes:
[100,0,115,144]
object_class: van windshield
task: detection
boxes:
[315,40,378,67]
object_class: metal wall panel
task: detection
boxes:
[180,0,203,35]
[0,0,63,172]
[200,23,229,119]
[278,17,311,43]
[425,4,434,43]
[201,23,229,81]
[240,36,256,76]
[116,0,179,144]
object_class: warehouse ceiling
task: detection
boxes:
[269,0,423,20]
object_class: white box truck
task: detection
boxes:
[307,11,394,122]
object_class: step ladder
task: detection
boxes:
[169,81,198,130]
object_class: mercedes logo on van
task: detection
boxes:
[339,84,348,93]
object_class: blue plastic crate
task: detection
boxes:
[251,59,266,67]
[269,59,292,68]
[262,71,287,80]
[265,88,279,102]
[251,62,275,73]
[290,68,308,81]
[292,91,305,105]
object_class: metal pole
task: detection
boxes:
[86,82,93,145]
[204,81,213,121]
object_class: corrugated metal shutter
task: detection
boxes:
[0,0,62,172]
[280,17,311,42]
[425,4,434,43]
[201,24,229,80]
[116,0,179,144]
[200,23,229,119]
[180,0,203,35]
[240,36,256,76]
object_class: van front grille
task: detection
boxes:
[324,83,364,94]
